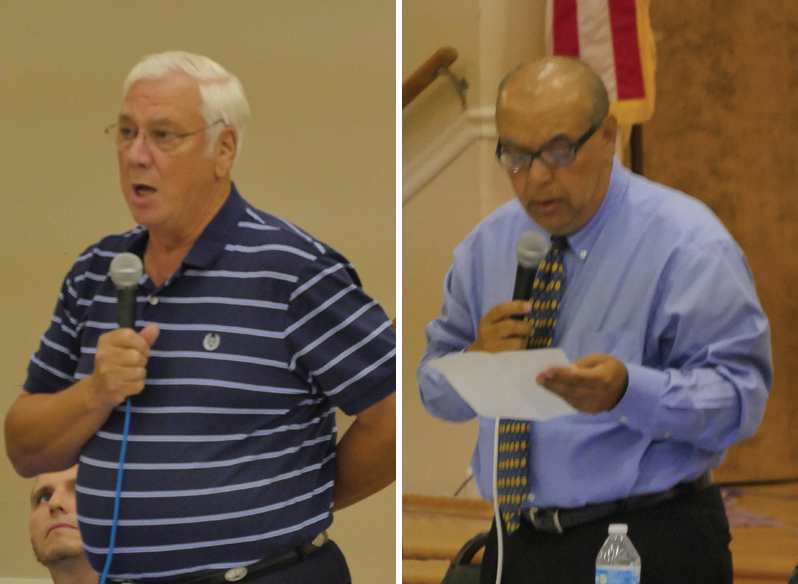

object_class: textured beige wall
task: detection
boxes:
[645,1,798,481]
[402,0,546,496]
[0,1,395,580]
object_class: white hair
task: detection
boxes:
[123,51,251,157]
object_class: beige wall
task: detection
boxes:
[402,0,546,496]
[0,1,395,581]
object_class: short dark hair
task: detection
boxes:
[584,62,610,127]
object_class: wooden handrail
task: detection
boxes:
[403,47,459,109]
[403,494,492,518]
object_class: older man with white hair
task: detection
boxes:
[6,51,395,584]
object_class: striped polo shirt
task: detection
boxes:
[24,185,396,580]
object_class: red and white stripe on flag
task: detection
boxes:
[545,0,656,125]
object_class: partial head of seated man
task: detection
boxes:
[29,465,98,584]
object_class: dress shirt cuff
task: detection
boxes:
[417,363,478,422]
[610,363,669,437]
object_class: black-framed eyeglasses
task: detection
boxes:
[495,121,602,173]
[104,119,226,152]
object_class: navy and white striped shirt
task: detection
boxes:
[24,185,396,579]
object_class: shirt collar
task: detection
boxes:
[182,182,245,269]
[563,158,629,257]
[118,225,149,258]
[119,182,245,271]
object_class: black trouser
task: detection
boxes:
[480,485,732,584]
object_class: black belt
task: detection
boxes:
[111,532,329,584]
[521,472,713,534]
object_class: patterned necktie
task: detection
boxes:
[526,236,568,349]
[497,235,568,533]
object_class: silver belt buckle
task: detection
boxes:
[224,567,248,582]
[529,507,563,534]
[550,509,563,534]
[311,530,329,547]
[528,507,542,529]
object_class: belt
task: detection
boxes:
[111,532,329,584]
[521,472,713,534]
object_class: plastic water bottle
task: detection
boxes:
[595,523,641,584]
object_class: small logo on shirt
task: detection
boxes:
[203,333,221,351]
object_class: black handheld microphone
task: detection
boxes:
[109,253,144,329]
[513,231,548,302]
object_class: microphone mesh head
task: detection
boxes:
[109,252,144,288]
[515,231,548,268]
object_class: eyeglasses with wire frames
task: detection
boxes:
[495,121,603,173]
[104,119,226,152]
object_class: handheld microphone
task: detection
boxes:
[109,252,143,329]
[101,251,143,584]
[513,231,548,302]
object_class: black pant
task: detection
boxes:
[226,541,350,584]
[480,485,732,584]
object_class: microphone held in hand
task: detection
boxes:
[109,252,143,329]
[513,231,548,302]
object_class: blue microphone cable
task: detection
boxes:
[98,398,132,584]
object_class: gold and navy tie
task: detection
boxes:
[497,235,568,533]
[526,236,568,349]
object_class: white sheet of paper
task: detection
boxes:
[430,349,578,420]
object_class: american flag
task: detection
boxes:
[545,0,656,125]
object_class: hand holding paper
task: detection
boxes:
[430,349,578,420]
[537,352,629,414]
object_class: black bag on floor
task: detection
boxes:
[440,531,489,584]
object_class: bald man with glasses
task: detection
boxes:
[417,56,771,583]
